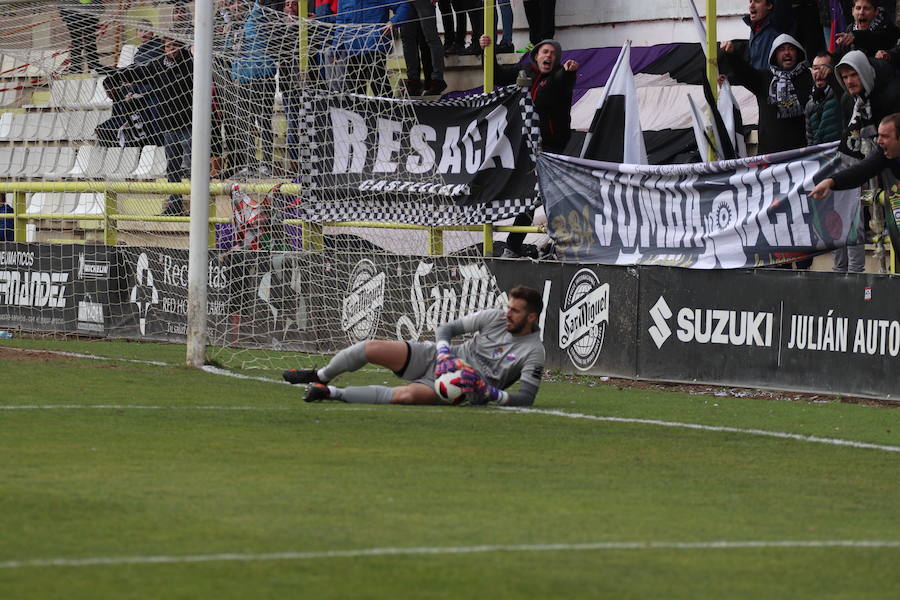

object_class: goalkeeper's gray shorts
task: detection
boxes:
[397,341,438,387]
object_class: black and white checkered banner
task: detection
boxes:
[298,86,540,225]
[540,142,862,269]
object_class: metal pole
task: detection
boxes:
[705,0,718,99]
[186,0,213,368]
[705,0,718,162]
[483,0,495,93]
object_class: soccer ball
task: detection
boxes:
[434,370,467,404]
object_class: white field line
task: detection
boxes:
[2,540,899,570]
[504,408,900,453]
[7,349,900,453]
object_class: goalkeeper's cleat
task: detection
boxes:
[283,368,324,385]
[303,383,331,403]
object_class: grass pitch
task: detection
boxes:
[1,339,899,599]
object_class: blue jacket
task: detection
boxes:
[743,0,793,70]
[333,0,413,55]
[0,202,14,241]
[231,2,279,83]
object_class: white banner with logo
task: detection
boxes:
[539,142,863,269]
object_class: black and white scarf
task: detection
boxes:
[844,93,876,158]
[768,62,806,119]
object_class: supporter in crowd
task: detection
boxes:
[495,0,515,53]
[96,20,164,147]
[723,0,794,71]
[480,35,578,257]
[0,193,13,242]
[214,0,248,178]
[400,0,447,96]
[520,0,556,54]
[874,43,900,63]
[231,0,283,177]
[277,0,302,173]
[834,0,900,57]
[805,51,844,145]
[439,0,467,54]
[107,36,194,216]
[60,0,103,74]
[809,113,900,268]
[810,114,900,239]
[721,34,813,154]
[790,0,826,59]
[461,0,485,55]
[333,0,411,97]
[829,49,900,271]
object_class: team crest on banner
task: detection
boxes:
[298,86,541,225]
[541,142,858,269]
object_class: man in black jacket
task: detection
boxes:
[107,37,193,216]
[479,35,578,257]
[809,113,900,268]
[721,33,813,154]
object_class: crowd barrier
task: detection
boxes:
[1,242,897,400]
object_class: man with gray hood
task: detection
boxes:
[722,33,813,154]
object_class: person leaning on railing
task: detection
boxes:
[479,35,578,258]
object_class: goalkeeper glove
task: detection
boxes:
[474,379,509,404]
[453,365,482,394]
[434,340,464,376]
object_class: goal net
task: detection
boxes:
[0,1,538,371]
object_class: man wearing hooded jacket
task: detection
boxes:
[479,36,579,257]
[722,33,813,154]
[828,50,900,271]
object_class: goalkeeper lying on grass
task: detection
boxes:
[283,286,546,406]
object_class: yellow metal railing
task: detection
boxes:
[0,181,542,256]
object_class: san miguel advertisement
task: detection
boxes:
[298,86,541,225]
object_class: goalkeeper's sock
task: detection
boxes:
[320,342,368,382]
[340,385,394,404]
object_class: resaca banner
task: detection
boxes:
[540,143,861,268]
[299,86,541,225]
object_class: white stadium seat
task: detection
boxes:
[0,112,26,141]
[102,146,140,179]
[89,77,112,108]
[21,145,46,177]
[52,145,105,178]
[0,146,14,177]
[77,79,99,107]
[132,145,166,179]
[0,89,18,107]
[7,146,27,176]
[32,145,60,177]
[43,145,75,176]
[117,45,137,68]
[76,193,105,215]
[20,112,42,140]
[34,112,57,142]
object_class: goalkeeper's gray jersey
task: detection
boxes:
[448,309,545,391]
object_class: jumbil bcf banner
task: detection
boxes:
[540,142,861,268]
